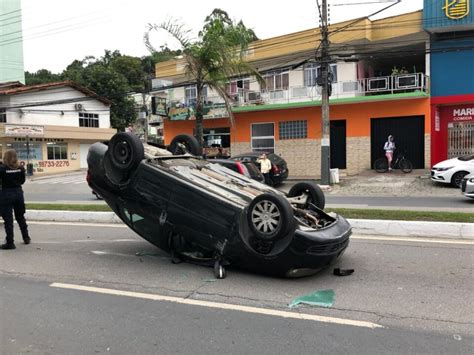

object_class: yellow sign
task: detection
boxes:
[444,0,470,20]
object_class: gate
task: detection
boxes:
[448,122,474,158]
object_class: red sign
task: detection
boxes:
[442,104,474,123]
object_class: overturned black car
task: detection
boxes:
[87,133,351,278]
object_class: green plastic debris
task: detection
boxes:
[288,289,335,309]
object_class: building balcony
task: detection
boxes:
[234,72,428,106]
[163,73,428,119]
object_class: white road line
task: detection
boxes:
[50,282,383,329]
[351,235,474,245]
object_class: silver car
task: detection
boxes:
[461,173,474,199]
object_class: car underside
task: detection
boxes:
[87,133,351,278]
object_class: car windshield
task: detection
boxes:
[458,155,474,161]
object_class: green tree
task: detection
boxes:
[25,69,62,85]
[145,8,262,144]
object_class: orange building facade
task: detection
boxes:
[164,94,431,177]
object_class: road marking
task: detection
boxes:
[352,235,474,245]
[50,282,383,329]
[91,250,134,257]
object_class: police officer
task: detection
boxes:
[0,149,31,250]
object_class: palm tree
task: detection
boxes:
[144,9,264,145]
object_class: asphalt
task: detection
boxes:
[2,276,472,355]
[1,222,472,350]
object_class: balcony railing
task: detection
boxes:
[164,73,427,118]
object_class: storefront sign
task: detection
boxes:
[155,97,168,116]
[444,0,470,20]
[435,109,441,131]
[5,125,44,137]
[169,107,191,120]
[202,103,229,119]
[452,107,473,121]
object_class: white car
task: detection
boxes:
[431,155,474,188]
[461,173,474,199]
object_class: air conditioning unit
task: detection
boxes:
[74,103,84,111]
[247,91,261,102]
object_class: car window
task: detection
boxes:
[268,154,284,164]
[458,155,474,161]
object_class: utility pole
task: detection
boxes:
[320,0,331,185]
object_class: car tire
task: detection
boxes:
[451,171,468,188]
[288,182,325,210]
[169,134,202,156]
[108,132,144,172]
[247,193,295,241]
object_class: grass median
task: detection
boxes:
[25,204,474,223]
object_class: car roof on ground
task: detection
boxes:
[232,152,272,158]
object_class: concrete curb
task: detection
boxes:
[347,219,474,240]
[25,210,474,240]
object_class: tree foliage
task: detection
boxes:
[24,47,180,131]
[145,8,262,144]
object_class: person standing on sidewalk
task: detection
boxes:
[383,135,396,172]
[0,149,31,250]
[256,153,272,185]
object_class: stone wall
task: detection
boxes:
[424,133,431,168]
[230,142,251,157]
[346,136,371,175]
[275,139,321,177]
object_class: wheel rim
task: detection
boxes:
[176,141,189,155]
[251,200,281,235]
[113,140,132,165]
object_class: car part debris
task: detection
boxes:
[288,289,335,308]
[333,268,355,276]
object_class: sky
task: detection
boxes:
[15,0,424,73]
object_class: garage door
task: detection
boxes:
[371,116,425,169]
[80,144,92,169]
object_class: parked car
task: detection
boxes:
[87,132,351,279]
[461,173,474,199]
[232,152,289,186]
[211,159,264,183]
[431,155,474,188]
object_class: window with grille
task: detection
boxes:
[185,86,207,106]
[279,120,307,139]
[251,123,274,153]
[79,112,99,128]
[0,108,6,123]
[264,71,289,91]
[47,143,68,160]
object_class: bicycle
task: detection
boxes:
[374,152,413,173]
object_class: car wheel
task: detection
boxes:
[108,132,144,171]
[374,158,388,173]
[169,134,202,156]
[213,261,226,279]
[247,193,295,241]
[288,182,325,210]
[451,171,468,188]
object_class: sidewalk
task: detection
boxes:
[286,169,459,198]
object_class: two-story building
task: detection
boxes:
[424,0,474,164]
[152,10,433,177]
[0,81,116,175]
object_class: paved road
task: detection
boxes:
[24,172,473,211]
[1,223,473,354]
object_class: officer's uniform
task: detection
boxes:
[0,163,30,249]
